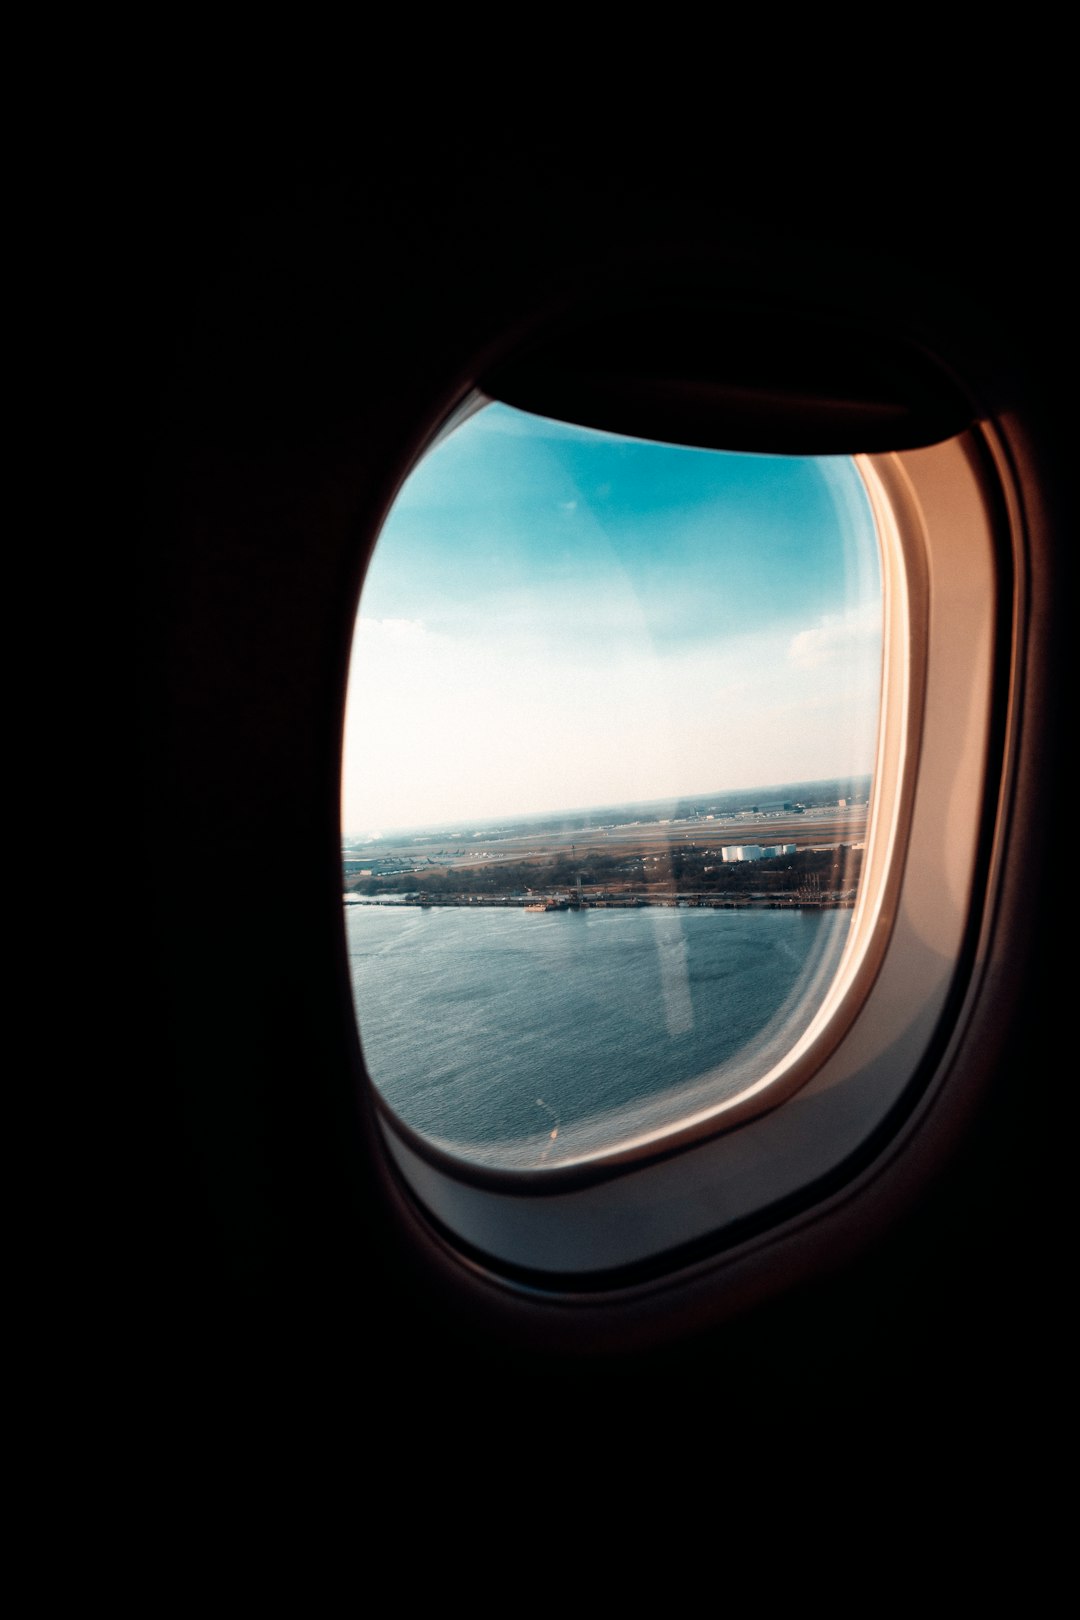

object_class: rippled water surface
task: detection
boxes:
[346,904,851,1167]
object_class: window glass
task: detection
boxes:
[342,403,882,1169]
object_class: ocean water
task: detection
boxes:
[345,904,851,1168]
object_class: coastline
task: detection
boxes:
[343,893,855,911]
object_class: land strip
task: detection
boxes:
[345,805,868,909]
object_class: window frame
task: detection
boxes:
[343,409,1019,1300]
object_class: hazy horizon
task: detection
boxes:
[343,773,872,846]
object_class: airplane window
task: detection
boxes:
[341,401,884,1174]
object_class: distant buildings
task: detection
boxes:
[720,843,797,863]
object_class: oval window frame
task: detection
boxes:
[343,404,1013,1286]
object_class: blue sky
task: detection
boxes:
[342,403,882,835]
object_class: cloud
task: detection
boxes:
[357,616,428,645]
[787,602,880,672]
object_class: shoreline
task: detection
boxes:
[344,894,856,911]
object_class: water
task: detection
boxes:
[346,904,852,1168]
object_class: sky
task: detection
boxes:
[341,402,882,837]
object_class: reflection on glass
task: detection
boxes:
[342,404,882,1168]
